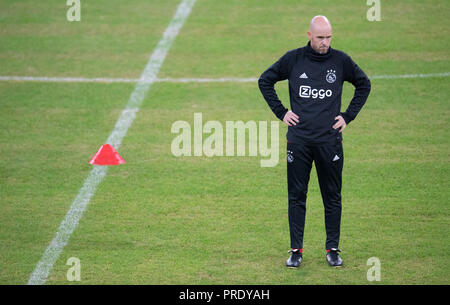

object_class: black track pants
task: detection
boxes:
[287,140,343,250]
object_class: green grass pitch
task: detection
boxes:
[0,0,449,284]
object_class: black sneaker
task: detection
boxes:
[326,248,343,267]
[286,249,302,268]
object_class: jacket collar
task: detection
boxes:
[305,41,332,62]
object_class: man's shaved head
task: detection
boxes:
[309,15,332,31]
[308,15,333,54]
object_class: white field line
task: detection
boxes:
[26,0,197,285]
[370,72,450,79]
[1,72,450,84]
[0,75,139,83]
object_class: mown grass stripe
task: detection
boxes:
[26,0,197,285]
[1,72,449,85]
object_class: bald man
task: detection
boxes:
[259,16,371,267]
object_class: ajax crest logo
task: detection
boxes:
[326,69,336,83]
[287,150,294,163]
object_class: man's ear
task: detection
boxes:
[307,31,312,40]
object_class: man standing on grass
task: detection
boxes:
[258,16,371,267]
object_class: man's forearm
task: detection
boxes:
[258,77,289,121]
[341,71,371,124]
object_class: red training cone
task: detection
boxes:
[89,144,126,166]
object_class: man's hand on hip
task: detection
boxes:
[333,115,347,133]
[283,111,299,126]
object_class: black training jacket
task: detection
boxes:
[258,41,371,145]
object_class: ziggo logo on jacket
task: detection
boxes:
[299,85,332,100]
